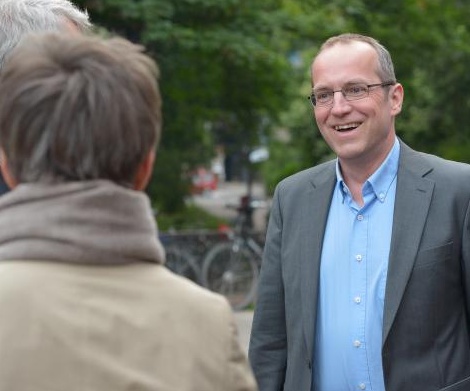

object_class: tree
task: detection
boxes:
[76,0,470,203]
[76,0,293,211]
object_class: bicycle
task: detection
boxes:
[159,230,229,285]
[159,231,201,284]
[201,195,266,310]
[164,244,201,284]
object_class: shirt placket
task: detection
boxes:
[349,201,371,390]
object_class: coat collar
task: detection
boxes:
[0,180,165,265]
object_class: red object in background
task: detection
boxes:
[190,167,218,194]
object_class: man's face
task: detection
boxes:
[311,41,403,171]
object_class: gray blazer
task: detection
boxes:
[249,141,470,391]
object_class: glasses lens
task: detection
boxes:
[343,84,368,100]
[314,91,332,106]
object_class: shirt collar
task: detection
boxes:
[336,137,400,203]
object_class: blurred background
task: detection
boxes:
[75,0,470,229]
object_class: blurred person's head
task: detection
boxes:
[0,33,162,190]
[0,0,91,70]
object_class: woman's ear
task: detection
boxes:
[0,150,17,189]
[133,150,155,191]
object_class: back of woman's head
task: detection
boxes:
[0,33,162,187]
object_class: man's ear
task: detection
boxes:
[0,150,18,189]
[133,150,155,191]
[390,82,404,116]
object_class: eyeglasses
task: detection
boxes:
[308,81,396,107]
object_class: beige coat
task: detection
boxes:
[0,181,257,391]
[0,261,256,391]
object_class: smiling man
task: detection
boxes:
[249,33,470,391]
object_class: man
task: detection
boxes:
[249,33,470,391]
[0,0,90,194]
[0,33,257,391]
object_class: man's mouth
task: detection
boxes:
[334,123,361,132]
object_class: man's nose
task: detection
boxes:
[330,91,351,114]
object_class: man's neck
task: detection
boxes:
[338,138,397,206]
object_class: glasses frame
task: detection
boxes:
[307,81,396,107]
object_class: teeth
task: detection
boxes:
[334,123,360,131]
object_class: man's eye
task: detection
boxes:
[345,85,367,95]
[316,91,331,101]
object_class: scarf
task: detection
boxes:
[0,180,165,265]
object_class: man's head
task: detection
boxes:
[0,0,90,70]
[310,33,404,173]
[0,33,162,190]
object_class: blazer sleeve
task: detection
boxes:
[249,186,287,390]
[462,199,470,330]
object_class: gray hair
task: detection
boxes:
[0,33,162,187]
[316,33,397,83]
[0,0,91,70]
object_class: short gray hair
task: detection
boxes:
[0,33,162,187]
[0,0,91,70]
[316,33,397,83]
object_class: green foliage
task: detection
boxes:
[146,148,189,213]
[156,203,228,232]
[76,0,293,211]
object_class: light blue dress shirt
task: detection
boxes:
[313,138,400,391]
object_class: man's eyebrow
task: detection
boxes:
[312,85,331,92]
[313,79,369,91]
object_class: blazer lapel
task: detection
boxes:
[300,163,336,360]
[382,143,435,345]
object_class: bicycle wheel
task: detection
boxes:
[201,241,258,310]
[164,246,201,284]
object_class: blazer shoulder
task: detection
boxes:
[406,146,470,178]
[400,143,470,194]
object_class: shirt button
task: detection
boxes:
[355,254,363,262]
[354,296,361,304]
[353,340,361,348]
[359,383,366,390]
[357,214,364,221]
[379,192,385,201]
